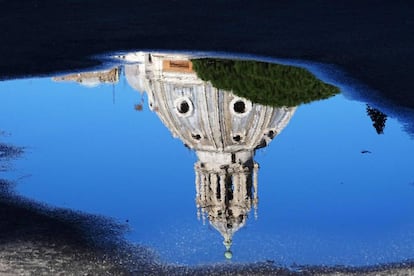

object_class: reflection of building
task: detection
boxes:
[53,68,120,87]
[124,52,296,259]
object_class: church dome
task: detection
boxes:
[125,52,296,156]
[124,51,296,258]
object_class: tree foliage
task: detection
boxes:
[366,105,387,134]
[191,58,340,107]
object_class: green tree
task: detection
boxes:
[366,105,387,134]
[191,58,339,107]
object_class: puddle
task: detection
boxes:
[1,52,414,269]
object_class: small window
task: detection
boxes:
[174,97,194,117]
[265,129,277,139]
[233,100,246,114]
[178,101,190,114]
[233,135,242,142]
[230,97,252,117]
[192,133,202,140]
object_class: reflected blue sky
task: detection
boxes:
[0,56,414,267]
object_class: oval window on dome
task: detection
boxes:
[191,133,202,140]
[265,128,277,139]
[174,97,194,117]
[178,101,190,114]
[190,133,203,143]
[233,135,242,142]
[230,97,252,117]
[232,133,244,143]
[233,101,246,114]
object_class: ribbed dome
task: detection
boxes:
[125,52,296,155]
[124,51,296,258]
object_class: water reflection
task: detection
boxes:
[122,52,323,258]
[55,52,340,258]
[3,51,414,271]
